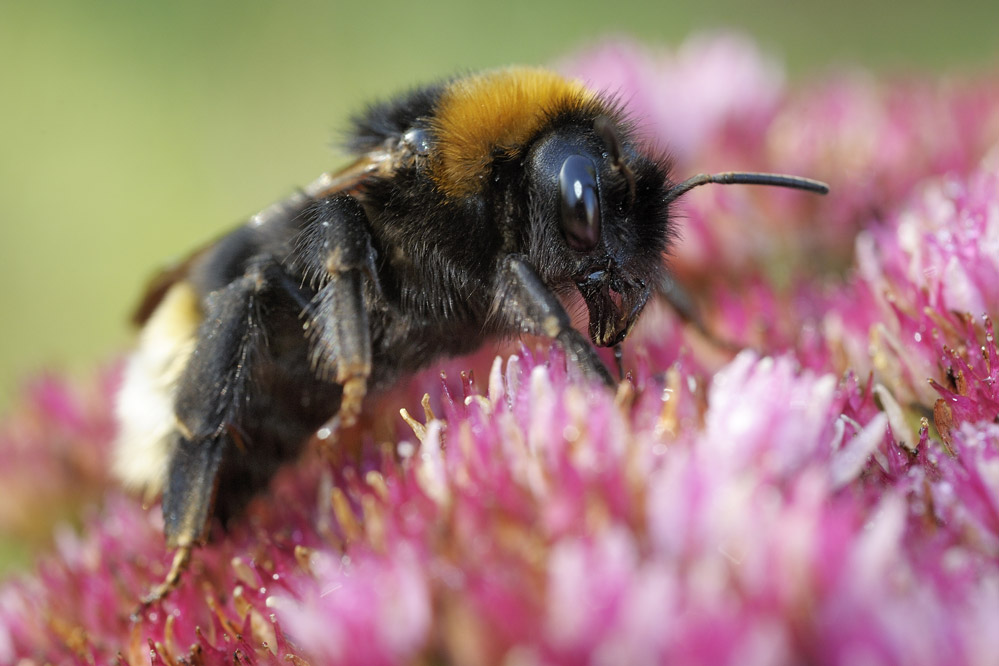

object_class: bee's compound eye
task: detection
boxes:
[559,155,601,251]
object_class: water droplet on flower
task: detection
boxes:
[317,426,332,440]
[914,332,922,342]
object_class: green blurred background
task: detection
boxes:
[1,0,998,409]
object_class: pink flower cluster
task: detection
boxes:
[564,35,999,279]
[0,372,117,551]
[3,34,999,665]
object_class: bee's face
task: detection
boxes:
[525,122,671,347]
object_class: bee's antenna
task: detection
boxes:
[664,172,829,205]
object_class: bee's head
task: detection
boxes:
[519,112,830,348]
[524,116,673,347]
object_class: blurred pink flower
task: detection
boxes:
[569,39,999,282]
[561,33,784,162]
[0,371,117,547]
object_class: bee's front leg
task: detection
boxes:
[493,254,614,386]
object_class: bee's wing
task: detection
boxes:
[131,246,211,326]
[301,151,395,200]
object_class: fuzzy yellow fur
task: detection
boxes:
[430,67,604,198]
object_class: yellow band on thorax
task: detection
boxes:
[429,68,603,198]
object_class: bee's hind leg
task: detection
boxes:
[145,257,314,603]
[139,544,192,608]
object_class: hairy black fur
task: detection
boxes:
[345,80,447,154]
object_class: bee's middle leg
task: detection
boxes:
[294,195,377,425]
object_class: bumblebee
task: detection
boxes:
[114,67,827,600]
